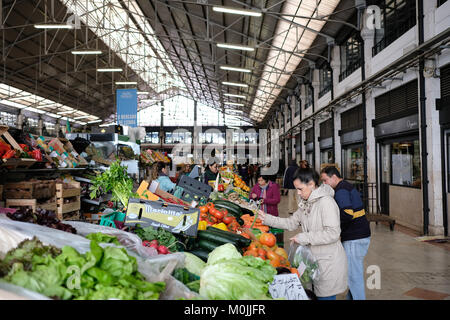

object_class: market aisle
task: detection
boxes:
[278,194,450,300]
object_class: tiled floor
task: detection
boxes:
[275,192,450,300]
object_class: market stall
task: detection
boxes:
[0,128,313,300]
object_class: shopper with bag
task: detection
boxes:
[258,168,348,300]
[250,175,281,217]
[320,166,371,300]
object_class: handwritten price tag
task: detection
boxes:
[269,274,309,300]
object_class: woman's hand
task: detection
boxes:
[289,236,300,244]
[258,210,266,222]
[251,193,258,199]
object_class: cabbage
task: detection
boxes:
[183,252,206,277]
[199,244,276,300]
[206,243,242,265]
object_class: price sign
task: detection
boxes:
[269,274,309,300]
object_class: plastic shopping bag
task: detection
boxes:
[288,243,320,290]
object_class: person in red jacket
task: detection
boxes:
[250,175,281,216]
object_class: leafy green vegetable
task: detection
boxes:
[199,244,276,300]
[0,238,165,300]
[186,280,200,293]
[86,233,120,246]
[183,252,206,277]
[134,225,178,251]
[206,243,242,265]
[89,160,137,208]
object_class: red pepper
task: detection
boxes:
[218,184,224,192]
[2,149,16,160]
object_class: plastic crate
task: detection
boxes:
[175,175,212,203]
[99,211,126,229]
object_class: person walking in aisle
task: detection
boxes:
[250,175,281,217]
[283,159,299,214]
[258,168,348,300]
[320,166,371,300]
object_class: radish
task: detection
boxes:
[149,240,159,247]
[157,245,169,254]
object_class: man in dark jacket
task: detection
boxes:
[283,159,299,214]
[320,166,371,300]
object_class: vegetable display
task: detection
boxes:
[199,243,276,300]
[85,233,120,246]
[243,233,290,269]
[89,160,137,209]
[0,237,166,300]
[6,208,77,234]
[133,225,178,253]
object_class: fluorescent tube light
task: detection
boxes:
[224,102,245,106]
[212,6,262,17]
[220,65,251,73]
[222,81,248,88]
[137,91,149,94]
[71,50,102,55]
[87,119,102,124]
[224,93,246,99]
[96,68,123,72]
[115,81,137,85]
[57,110,74,115]
[74,115,90,120]
[217,43,254,51]
[34,23,73,29]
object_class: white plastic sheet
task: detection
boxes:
[0,216,198,300]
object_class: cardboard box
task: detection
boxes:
[125,198,200,237]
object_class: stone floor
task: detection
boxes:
[276,192,450,300]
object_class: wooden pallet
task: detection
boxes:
[6,196,57,212]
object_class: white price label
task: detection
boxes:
[297,261,307,277]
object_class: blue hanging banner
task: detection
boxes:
[116,88,137,127]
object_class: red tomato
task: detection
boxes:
[199,206,209,214]
[211,209,224,220]
[222,215,233,225]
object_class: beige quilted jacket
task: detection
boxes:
[264,184,348,297]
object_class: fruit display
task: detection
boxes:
[232,174,250,192]
[198,202,241,232]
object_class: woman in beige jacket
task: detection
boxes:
[259,168,348,299]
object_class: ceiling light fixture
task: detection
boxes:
[74,115,90,120]
[87,119,102,124]
[217,43,254,51]
[34,23,73,29]
[96,68,123,72]
[224,93,246,99]
[212,6,262,17]
[137,91,149,94]
[71,50,102,55]
[220,65,251,73]
[115,81,137,85]
[224,102,245,106]
[222,81,248,88]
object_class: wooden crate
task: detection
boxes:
[57,197,81,214]
[6,196,57,212]
[0,125,37,169]
[56,181,81,198]
[4,180,55,199]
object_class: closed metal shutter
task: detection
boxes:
[375,79,418,124]
[441,64,450,98]
[320,118,333,139]
[340,105,363,133]
[305,127,314,143]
